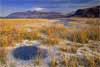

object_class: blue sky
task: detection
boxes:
[0,0,100,17]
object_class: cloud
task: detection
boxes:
[31,7,47,11]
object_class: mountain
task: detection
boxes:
[6,11,67,19]
[71,6,100,17]
[4,5,100,18]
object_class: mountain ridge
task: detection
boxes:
[71,5,100,17]
[3,5,100,18]
[6,11,67,19]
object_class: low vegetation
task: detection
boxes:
[0,48,7,64]
[0,18,100,67]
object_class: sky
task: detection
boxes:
[0,0,100,17]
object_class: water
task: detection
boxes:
[13,46,38,60]
[13,46,48,60]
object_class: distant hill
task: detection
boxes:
[6,11,67,19]
[71,6,100,17]
[3,5,100,18]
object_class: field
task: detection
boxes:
[0,18,100,67]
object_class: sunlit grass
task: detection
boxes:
[0,48,7,64]
[0,18,100,67]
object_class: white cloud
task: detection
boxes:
[32,7,46,11]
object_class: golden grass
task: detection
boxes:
[0,19,49,47]
[0,48,7,64]
[0,19,49,23]
[0,18,100,67]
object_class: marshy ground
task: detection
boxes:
[0,18,100,67]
